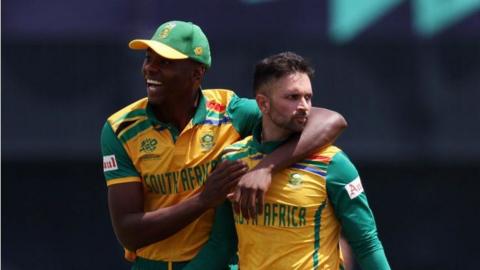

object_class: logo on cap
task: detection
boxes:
[160,22,176,39]
[194,47,203,56]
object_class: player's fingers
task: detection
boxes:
[227,166,247,182]
[240,189,250,220]
[248,190,257,219]
[257,190,265,215]
[208,161,229,178]
[232,187,241,203]
[224,177,240,192]
[233,201,240,215]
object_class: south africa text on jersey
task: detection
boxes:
[143,160,219,194]
[234,203,307,228]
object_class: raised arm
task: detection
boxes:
[235,107,347,219]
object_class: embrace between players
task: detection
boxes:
[101,20,391,270]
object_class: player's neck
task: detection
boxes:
[261,118,292,143]
[152,91,199,131]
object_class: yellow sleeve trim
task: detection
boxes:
[106,176,142,187]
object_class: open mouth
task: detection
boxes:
[146,79,163,86]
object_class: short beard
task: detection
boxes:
[269,113,307,134]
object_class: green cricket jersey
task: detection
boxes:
[221,123,390,270]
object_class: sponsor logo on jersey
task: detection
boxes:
[287,173,303,189]
[345,177,364,199]
[103,155,118,172]
[140,138,158,153]
[200,131,215,152]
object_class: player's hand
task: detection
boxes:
[232,165,273,220]
[200,160,247,208]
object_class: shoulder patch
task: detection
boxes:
[344,177,364,199]
[103,155,118,172]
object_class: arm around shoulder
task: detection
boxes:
[298,107,347,155]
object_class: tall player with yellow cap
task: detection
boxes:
[101,20,347,270]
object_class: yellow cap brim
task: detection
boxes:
[128,39,188,60]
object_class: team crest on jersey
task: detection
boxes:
[287,173,303,189]
[200,131,215,152]
[160,22,176,38]
[140,138,158,153]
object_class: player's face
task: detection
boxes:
[263,72,312,133]
[142,49,199,105]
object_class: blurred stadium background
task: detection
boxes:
[3,0,480,269]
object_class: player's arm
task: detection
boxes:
[102,123,246,251]
[340,234,356,270]
[183,150,244,269]
[182,201,237,270]
[326,151,391,270]
[230,98,347,218]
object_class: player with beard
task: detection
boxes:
[222,52,391,270]
[101,21,347,270]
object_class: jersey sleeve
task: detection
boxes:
[326,151,391,270]
[227,95,261,138]
[183,201,237,270]
[100,121,141,186]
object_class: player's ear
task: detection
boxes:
[256,93,270,114]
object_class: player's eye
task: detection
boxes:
[160,59,172,65]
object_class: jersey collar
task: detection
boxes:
[192,90,207,125]
[250,121,285,154]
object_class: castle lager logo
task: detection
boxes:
[140,138,158,153]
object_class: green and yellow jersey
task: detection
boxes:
[222,124,390,270]
[101,89,260,263]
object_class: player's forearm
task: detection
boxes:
[294,107,346,157]
[184,201,237,270]
[346,230,390,270]
[113,193,210,251]
[256,108,346,173]
[357,247,391,270]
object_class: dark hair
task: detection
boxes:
[253,51,314,94]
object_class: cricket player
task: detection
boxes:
[222,52,390,270]
[101,21,347,269]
